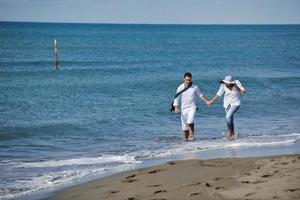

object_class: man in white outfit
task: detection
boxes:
[173,72,210,141]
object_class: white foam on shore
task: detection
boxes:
[0,167,107,200]
[14,154,141,168]
[1,155,142,199]
[2,133,300,200]
[141,133,300,158]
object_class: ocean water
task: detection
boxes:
[0,22,300,199]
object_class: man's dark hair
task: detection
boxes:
[184,72,192,78]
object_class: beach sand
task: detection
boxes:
[47,155,300,200]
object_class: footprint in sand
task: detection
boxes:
[261,174,273,178]
[252,180,266,184]
[281,162,290,165]
[109,190,119,194]
[241,181,250,184]
[284,188,300,192]
[126,174,136,179]
[245,192,256,197]
[122,174,138,183]
[148,169,163,174]
[153,190,167,194]
[205,183,212,187]
[215,187,225,190]
[147,184,162,187]
[188,192,200,196]
[122,179,137,183]
[186,182,202,186]
[214,177,234,181]
[127,197,136,200]
[168,161,176,165]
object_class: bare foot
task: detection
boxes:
[183,131,189,141]
[187,132,194,142]
[226,132,231,138]
[228,132,235,140]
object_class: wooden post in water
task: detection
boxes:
[54,39,59,70]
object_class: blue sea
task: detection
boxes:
[0,22,300,199]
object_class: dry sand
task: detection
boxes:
[47,155,300,200]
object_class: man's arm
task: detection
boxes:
[195,86,210,106]
[200,95,211,106]
[173,85,183,113]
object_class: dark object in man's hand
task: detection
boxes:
[170,102,175,112]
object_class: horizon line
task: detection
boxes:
[1,20,300,26]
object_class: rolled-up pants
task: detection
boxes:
[181,107,196,131]
[225,105,240,132]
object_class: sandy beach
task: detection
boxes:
[46,154,300,200]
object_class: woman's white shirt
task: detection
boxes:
[217,81,245,108]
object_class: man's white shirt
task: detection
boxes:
[173,83,203,110]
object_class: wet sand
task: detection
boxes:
[46,155,300,200]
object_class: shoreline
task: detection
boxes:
[45,154,300,200]
[19,141,300,200]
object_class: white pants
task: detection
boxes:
[181,107,196,131]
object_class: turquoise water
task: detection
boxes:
[1,22,300,199]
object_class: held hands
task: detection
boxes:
[174,106,180,113]
[201,96,213,107]
[206,100,213,107]
[205,94,219,107]
[208,100,213,106]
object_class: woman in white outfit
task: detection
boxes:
[209,75,246,140]
[173,72,210,141]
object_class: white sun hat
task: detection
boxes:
[222,75,235,84]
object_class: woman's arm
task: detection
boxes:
[209,94,220,105]
[209,83,224,105]
[235,80,246,95]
